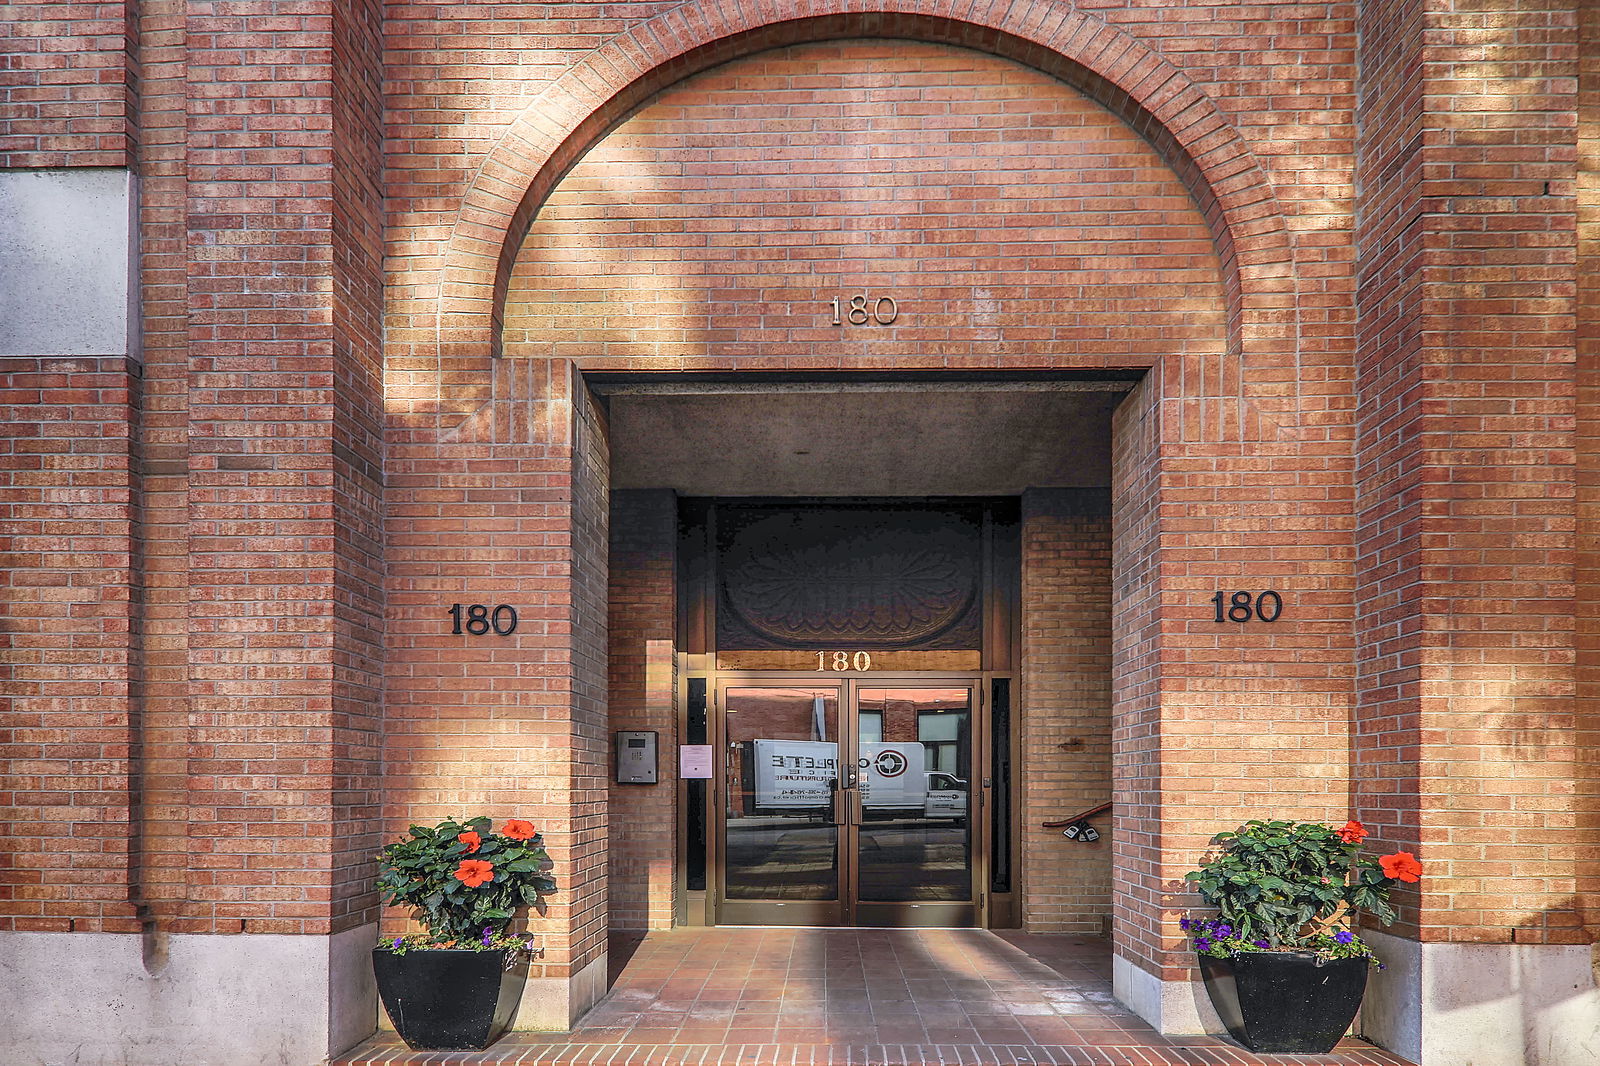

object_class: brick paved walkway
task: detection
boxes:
[335,929,1414,1066]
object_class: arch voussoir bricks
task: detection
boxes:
[412,0,1306,438]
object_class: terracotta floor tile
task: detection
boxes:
[637,1010,689,1023]
[1018,1018,1083,1041]
[695,993,745,1008]
[334,930,1415,1066]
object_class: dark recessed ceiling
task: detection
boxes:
[605,385,1128,496]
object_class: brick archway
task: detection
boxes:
[414,2,1303,437]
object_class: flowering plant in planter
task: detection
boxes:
[372,816,559,1051]
[1179,818,1422,1054]
[1181,818,1421,961]
[375,815,556,950]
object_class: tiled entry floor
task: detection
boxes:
[335,928,1414,1066]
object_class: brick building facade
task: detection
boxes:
[1,1,1596,1064]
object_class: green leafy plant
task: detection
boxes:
[376,815,556,950]
[1181,819,1420,961]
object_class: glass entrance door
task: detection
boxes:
[719,685,844,926]
[715,680,979,927]
[852,685,976,926]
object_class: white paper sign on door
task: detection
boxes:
[678,744,713,779]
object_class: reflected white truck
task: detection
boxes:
[752,739,966,818]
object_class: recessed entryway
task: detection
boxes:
[598,374,1129,937]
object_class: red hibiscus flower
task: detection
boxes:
[501,819,537,841]
[457,831,481,853]
[1379,851,1422,883]
[454,859,494,888]
[1335,820,1368,844]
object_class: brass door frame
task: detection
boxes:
[711,673,986,927]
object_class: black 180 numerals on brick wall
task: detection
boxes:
[448,603,519,636]
[1211,591,1282,623]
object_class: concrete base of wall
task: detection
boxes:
[1115,935,1600,1066]
[0,925,378,1066]
[1363,929,1600,1066]
[513,952,610,1029]
[1112,952,1224,1035]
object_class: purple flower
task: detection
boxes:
[1253,939,1271,948]
[1214,923,1233,937]
[392,937,403,950]
[481,926,494,946]
[1195,937,1211,951]
[1179,918,1192,932]
[1334,930,1355,945]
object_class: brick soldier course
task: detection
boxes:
[0,2,1596,1065]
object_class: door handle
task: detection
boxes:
[831,784,863,826]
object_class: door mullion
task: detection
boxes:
[966,681,979,921]
[840,678,859,927]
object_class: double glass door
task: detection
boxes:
[715,679,978,927]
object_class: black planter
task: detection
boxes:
[372,947,529,1051]
[1198,950,1368,1054]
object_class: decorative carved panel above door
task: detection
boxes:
[715,503,982,650]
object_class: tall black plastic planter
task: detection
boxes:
[1198,951,1368,1054]
[373,947,529,1051]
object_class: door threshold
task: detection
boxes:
[710,924,983,930]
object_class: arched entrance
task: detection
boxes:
[384,14,1283,1033]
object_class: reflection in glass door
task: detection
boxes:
[715,680,978,927]
[719,686,843,925]
[854,687,973,923]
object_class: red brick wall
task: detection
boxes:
[0,357,139,932]
[570,379,611,972]
[1,0,1590,1007]
[1414,1,1583,947]
[127,0,193,936]
[0,1,133,167]
[1108,373,1165,974]
[165,0,386,936]
[0,0,398,940]
[387,1,1355,431]
[1020,490,1113,935]
[1352,0,1427,942]
[504,41,1225,366]
[381,361,611,980]
[1579,0,1600,953]
[330,0,388,926]
[1355,0,1591,947]
[606,489,678,932]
